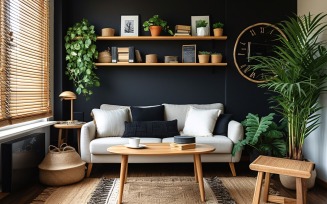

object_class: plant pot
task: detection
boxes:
[279,165,316,190]
[145,54,158,63]
[211,54,222,63]
[149,26,162,36]
[101,28,115,36]
[213,28,223,36]
[198,54,210,63]
[197,27,209,36]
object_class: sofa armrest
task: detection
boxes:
[228,120,244,162]
[80,121,96,163]
[227,120,244,144]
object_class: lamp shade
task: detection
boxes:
[59,91,76,100]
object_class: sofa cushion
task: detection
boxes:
[92,108,129,137]
[213,114,233,136]
[163,103,224,131]
[181,107,221,137]
[162,136,233,153]
[90,137,162,154]
[131,105,164,121]
[122,120,179,138]
[100,104,132,121]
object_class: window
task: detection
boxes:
[0,0,51,128]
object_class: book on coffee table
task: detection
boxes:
[170,143,196,150]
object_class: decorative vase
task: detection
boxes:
[149,26,162,36]
[279,165,316,190]
[213,28,223,37]
[145,54,158,63]
[197,27,208,36]
[211,54,222,63]
[198,54,210,63]
[101,28,115,36]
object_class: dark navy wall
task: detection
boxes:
[54,0,296,123]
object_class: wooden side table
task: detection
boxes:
[249,155,314,204]
[54,123,84,153]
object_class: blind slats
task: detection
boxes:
[0,0,51,127]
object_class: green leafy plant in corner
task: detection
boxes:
[64,18,100,100]
[196,20,208,28]
[213,22,224,29]
[143,15,174,35]
[232,113,287,157]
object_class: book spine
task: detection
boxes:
[117,47,129,53]
[111,46,117,63]
[129,46,134,63]
[175,25,191,30]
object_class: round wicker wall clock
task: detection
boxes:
[233,22,286,83]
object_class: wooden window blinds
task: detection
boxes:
[0,0,52,127]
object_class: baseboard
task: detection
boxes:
[316,177,327,189]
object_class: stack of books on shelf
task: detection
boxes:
[174,25,191,36]
[111,46,135,63]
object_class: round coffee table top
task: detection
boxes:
[108,143,215,155]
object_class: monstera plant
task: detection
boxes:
[64,18,100,99]
[232,113,287,158]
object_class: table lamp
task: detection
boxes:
[59,91,77,123]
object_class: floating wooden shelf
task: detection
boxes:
[95,62,227,67]
[96,36,227,41]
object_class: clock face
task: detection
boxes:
[233,23,286,83]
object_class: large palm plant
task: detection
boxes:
[252,13,327,160]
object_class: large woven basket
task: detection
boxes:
[38,144,86,186]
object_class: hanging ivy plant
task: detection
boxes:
[64,18,100,100]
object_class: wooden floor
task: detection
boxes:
[1,161,327,204]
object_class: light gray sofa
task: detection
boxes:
[80,103,244,177]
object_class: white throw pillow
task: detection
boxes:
[92,108,129,137]
[181,107,221,137]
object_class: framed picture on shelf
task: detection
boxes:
[121,15,139,36]
[182,44,196,63]
[191,16,210,36]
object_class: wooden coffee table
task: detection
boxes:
[108,143,215,204]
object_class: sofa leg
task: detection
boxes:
[229,162,237,176]
[86,163,93,178]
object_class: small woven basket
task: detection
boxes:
[38,144,86,186]
[98,49,112,63]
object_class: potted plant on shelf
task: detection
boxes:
[143,15,174,36]
[212,22,224,36]
[251,12,327,189]
[211,52,222,63]
[64,18,100,100]
[198,51,211,63]
[232,113,287,162]
[196,20,209,36]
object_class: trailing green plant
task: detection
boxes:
[143,15,173,35]
[251,13,327,160]
[64,18,100,100]
[213,22,224,29]
[196,20,208,28]
[198,51,211,55]
[232,113,287,157]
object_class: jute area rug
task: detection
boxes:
[31,176,278,204]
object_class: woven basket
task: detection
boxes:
[38,144,86,186]
[98,50,112,63]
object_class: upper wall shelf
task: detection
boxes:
[95,62,227,66]
[96,36,227,41]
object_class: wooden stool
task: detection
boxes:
[249,155,314,204]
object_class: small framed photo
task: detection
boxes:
[121,15,139,36]
[191,16,210,36]
[182,44,197,63]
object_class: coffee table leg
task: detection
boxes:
[263,172,270,202]
[118,155,128,204]
[296,177,305,204]
[193,155,198,183]
[194,154,205,202]
[252,171,264,204]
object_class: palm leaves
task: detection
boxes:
[252,13,327,160]
[232,113,286,157]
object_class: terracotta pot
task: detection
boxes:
[198,54,210,63]
[213,28,223,36]
[149,26,162,36]
[279,165,316,190]
[211,54,222,63]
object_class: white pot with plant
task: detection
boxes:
[142,15,173,36]
[212,22,224,36]
[196,20,209,36]
[251,13,327,190]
